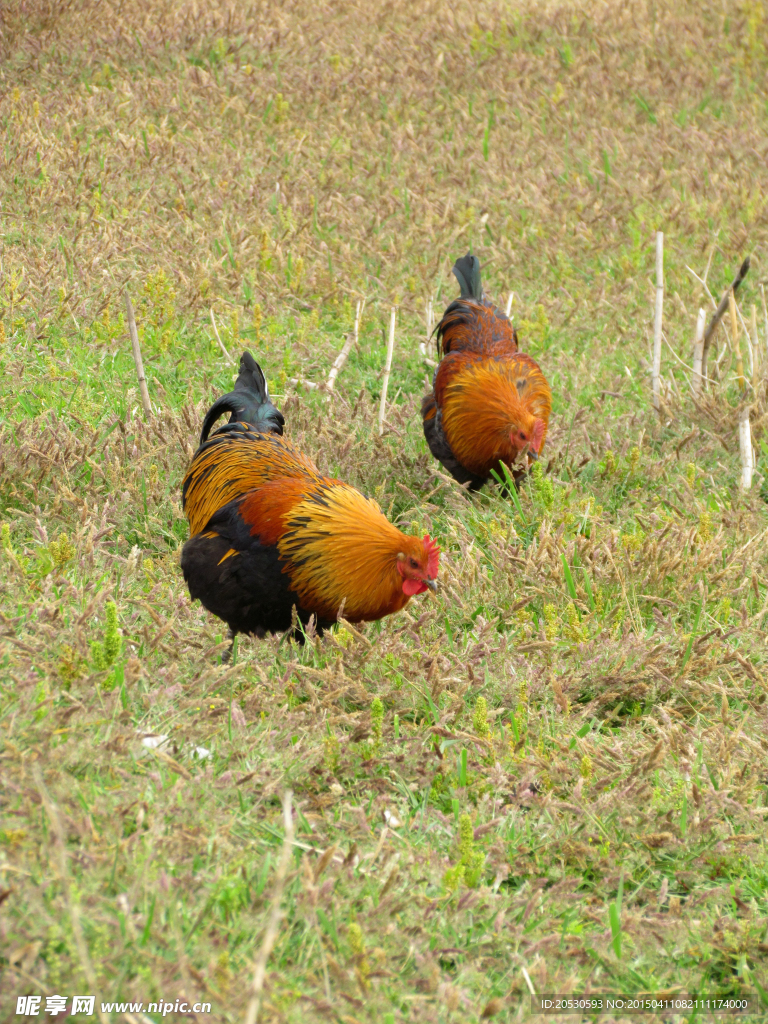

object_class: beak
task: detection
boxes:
[527,449,538,462]
[425,578,438,593]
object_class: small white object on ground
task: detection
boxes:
[140,734,169,750]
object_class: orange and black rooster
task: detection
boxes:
[422,253,552,490]
[181,353,439,654]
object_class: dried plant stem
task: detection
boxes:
[730,289,745,391]
[209,308,235,366]
[761,284,768,372]
[419,298,435,363]
[505,291,514,317]
[652,232,664,413]
[326,333,355,392]
[692,307,706,395]
[701,255,750,384]
[733,299,756,376]
[124,291,152,418]
[685,264,718,309]
[664,332,703,384]
[751,304,759,380]
[378,306,396,435]
[667,366,683,400]
[739,405,753,491]
[327,298,364,392]
[34,768,110,1024]
[243,791,294,1024]
[521,965,537,996]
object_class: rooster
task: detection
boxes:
[422,253,552,490]
[181,353,439,654]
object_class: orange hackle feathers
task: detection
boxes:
[423,253,552,490]
[181,354,440,649]
[184,428,319,538]
[276,482,437,623]
[438,354,551,480]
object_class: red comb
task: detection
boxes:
[423,534,440,577]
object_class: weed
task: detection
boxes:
[90,601,122,681]
[444,813,486,891]
[472,694,490,738]
[370,695,384,752]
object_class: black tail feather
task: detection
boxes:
[200,352,285,444]
[451,252,483,301]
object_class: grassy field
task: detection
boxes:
[2,0,768,1020]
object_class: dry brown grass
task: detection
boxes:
[1,1,768,1021]
[3,0,768,333]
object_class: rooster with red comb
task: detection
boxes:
[422,253,552,490]
[181,353,440,657]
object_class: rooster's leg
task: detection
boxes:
[221,626,236,664]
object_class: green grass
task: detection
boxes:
[1,0,768,1021]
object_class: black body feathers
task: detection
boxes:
[181,527,310,638]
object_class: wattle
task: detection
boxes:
[402,578,427,596]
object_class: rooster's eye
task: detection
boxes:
[409,558,418,568]
[519,433,526,441]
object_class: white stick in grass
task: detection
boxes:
[761,284,768,373]
[420,298,434,359]
[743,303,754,380]
[652,231,664,412]
[422,300,438,367]
[521,965,536,996]
[326,335,355,391]
[327,298,364,393]
[733,296,763,385]
[739,405,753,491]
[124,291,152,419]
[692,307,706,395]
[751,303,759,381]
[505,291,514,318]
[378,306,396,435]
[209,308,235,366]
